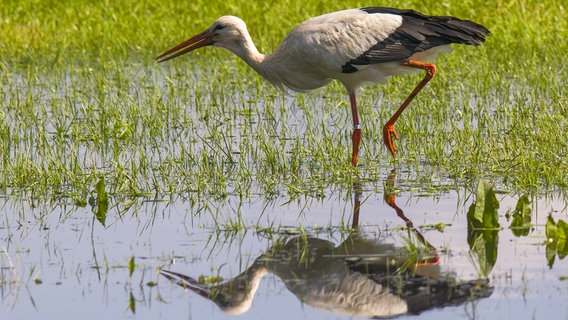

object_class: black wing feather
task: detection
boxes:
[342,7,489,73]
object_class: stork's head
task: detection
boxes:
[156,16,249,63]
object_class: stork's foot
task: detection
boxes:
[382,123,398,158]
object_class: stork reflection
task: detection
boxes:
[161,170,492,318]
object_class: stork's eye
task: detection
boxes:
[214,24,226,31]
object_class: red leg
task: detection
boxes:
[349,90,361,166]
[383,60,436,157]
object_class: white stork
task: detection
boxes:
[157,7,489,166]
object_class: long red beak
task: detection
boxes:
[156,30,214,63]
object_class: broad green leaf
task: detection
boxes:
[509,195,532,237]
[557,220,568,240]
[483,231,498,272]
[546,215,557,241]
[466,180,500,276]
[467,180,500,229]
[545,217,568,264]
[467,229,499,276]
[558,239,567,260]
[515,195,531,218]
[510,215,529,237]
[129,256,135,277]
[94,177,109,226]
[546,241,557,268]
[557,220,568,259]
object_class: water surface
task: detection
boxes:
[2,172,567,319]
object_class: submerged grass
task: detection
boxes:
[0,0,567,206]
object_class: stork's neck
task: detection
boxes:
[228,32,267,72]
[223,28,291,91]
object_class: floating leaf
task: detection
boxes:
[556,220,568,259]
[546,215,558,241]
[467,180,500,229]
[509,195,532,237]
[557,220,568,240]
[546,242,557,268]
[468,229,498,276]
[559,240,567,260]
[545,216,558,268]
[510,215,528,236]
[467,180,500,276]
[515,195,531,217]
[544,216,568,267]
[94,177,109,226]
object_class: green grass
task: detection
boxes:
[0,0,567,205]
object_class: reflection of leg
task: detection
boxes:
[352,179,362,229]
[385,192,412,227]
[384,169,438,255]
[384,169,412,226]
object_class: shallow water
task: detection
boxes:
[2,171,567,319]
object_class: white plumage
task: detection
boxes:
[157,7,489,165]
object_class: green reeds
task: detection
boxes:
[0,0,566,206]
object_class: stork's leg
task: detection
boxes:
[349,90,361,166]
[383,60,436,157]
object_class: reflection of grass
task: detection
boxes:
[1,247,28,310]
[396,230,438,273]
[1,0,567,208]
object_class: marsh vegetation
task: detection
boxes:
[1,0,567,319]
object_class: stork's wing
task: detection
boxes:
[341,7,490,73]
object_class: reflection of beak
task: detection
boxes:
[160,269,211,300]
[161,268,266,315]
[156,30,214,63]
